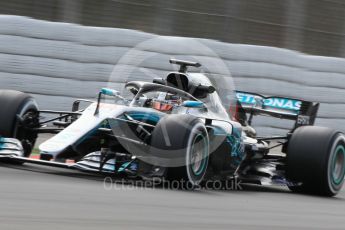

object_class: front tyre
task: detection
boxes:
[287,126,345,196]
[150,115,209,187]
[0,90,39,157]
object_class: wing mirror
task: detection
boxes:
[94,88,126,115]
[101,88,120,97]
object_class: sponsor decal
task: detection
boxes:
[297,115,310,125]
[236,92,301,111]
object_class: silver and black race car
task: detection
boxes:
[0,59,344,196]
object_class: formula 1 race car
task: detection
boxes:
[0,59,344,196]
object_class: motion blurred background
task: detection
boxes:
[1,0,345,57]
[1,0,345,135]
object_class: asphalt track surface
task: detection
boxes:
[0,162,344,230]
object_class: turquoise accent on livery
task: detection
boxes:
[182,101,204,108]
[211,125,244,167]
[236,92,301,112]
[117,161,137,172]
[331,145,345,185]
[263,99,300,113]
[0,137,4,149]
[118,162,131,172]
[73,123,104,147]
[227,127,244,165]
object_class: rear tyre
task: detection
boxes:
[287,126,345,196]
[150,114,209,188]
[0,90,39,157]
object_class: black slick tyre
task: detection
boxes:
[0,90,39,158]
[287,126,345,196]
[150,114,210,187]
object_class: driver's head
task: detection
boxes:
[152,101,173,112]
[151,92,181,112]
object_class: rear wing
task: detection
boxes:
[234,91,319,130]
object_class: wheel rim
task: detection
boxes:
[331,145,345,185]
[190,134,208,176]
